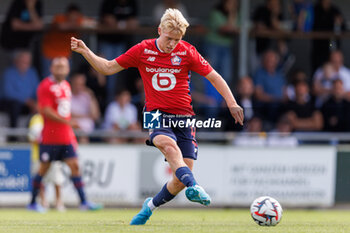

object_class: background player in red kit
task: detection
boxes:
[27,57,102,212]
[71,9,243,224]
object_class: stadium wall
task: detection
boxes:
[1,144,348,208]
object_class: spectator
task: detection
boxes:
[252,0,283,56]
[2,50,39,129]
[98,0,139,104]
[201,0,239,119]
[312,62,335,106]
[290,0,314,32]
[267,114,298,146]
[286,69,309,101]
[285,80,323,131]
[313,50,350,103]
[70,73,100,144]
[131,78,146,124]
[222,76,257,131]
[41,4,96,77]
[103,90,140,143]
[153,0,189,25]
[233,116,266,147]
[79,62,107,114]
[0,0,43,50]
[311,0,345,73]
[321,79,350,132]
[253,49,286,122]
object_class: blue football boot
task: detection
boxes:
[185,185,211,206]
[27,203,47,213]
[130,197,153,225]
[80,201,103,211]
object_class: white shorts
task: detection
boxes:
[43,161,65,186]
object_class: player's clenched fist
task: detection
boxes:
[71,37,87,54]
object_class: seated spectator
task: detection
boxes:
[321,79,350,132]
[313,50,350,102]
[41,4,96,77]
[103,90,140,143]
[253,49,286,123]
[79,62,107,114]
[2,50,39,129]
[70,73,100,144]
[233,115,266,147]
[284,80,323,131]
[267,114,299,147]
[222,76,257,131]
[286,69,309,101]
[0,0,43,50]
[312,62,335,107]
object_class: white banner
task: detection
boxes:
[0,145,337,207]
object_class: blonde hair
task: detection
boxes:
[159,8,189,36]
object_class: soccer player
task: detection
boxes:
[71,9,243,225]
[27,57,102,212]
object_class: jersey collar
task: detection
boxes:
[155,39,165,53]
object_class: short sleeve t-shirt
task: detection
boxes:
[115,39,213,115]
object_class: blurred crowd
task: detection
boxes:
[0,0,350,144]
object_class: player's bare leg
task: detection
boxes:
[64,157,102,211]
[28,162,51,212]
[130,136,210,225]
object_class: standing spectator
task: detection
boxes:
[311,0,345,73]
[253,50,286,122]
[0,0,43,50]
[103,90,140,143]
[98,0,139,104]
[70,73,100,144]
[321,79,350,132]
[2,50,39,129]
[252,0,283,56]
[290,0,314,32]
[41,4,96,77]
[285,80,323,131]
[202,0,239,118]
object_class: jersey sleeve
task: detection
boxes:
[115,43,142,69]
[189,45,213,77]
[37,82,54,108]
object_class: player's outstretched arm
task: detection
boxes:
[71,37,124,75]
[205,70,244,125]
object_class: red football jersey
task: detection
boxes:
[115,39,213,115]
[37,77,76,145]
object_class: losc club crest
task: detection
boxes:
[143,110,162,129]
[171,55,182,66]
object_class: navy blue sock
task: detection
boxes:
[71,176,86,204]
[175,166,196,187]
[152,183,175,207]
[31,174,43,204]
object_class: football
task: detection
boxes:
[250,196,283,226]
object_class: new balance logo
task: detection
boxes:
[147,57,156,62]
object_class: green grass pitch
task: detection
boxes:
[0,208,350,233]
